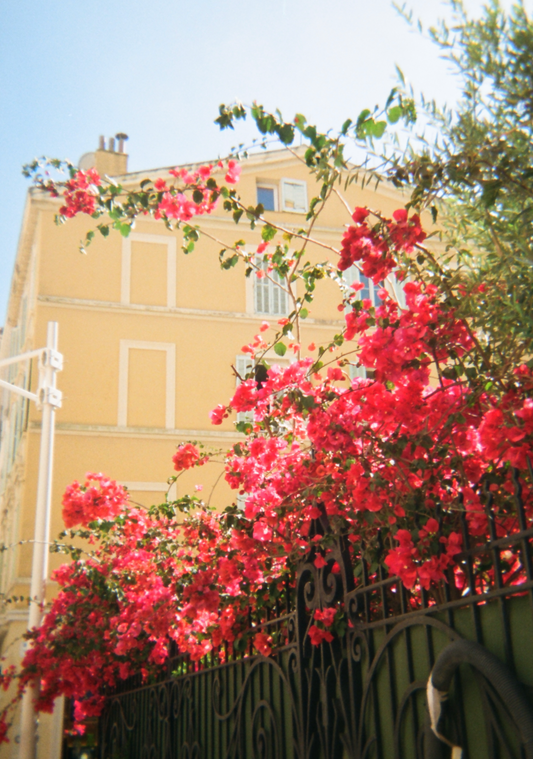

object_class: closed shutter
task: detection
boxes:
[254,258,288,315]
[236,355,254,424]
[282,180,307,213]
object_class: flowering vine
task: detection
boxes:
[1,134,531,743]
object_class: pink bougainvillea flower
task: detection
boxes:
[172,443,207,472]
[62,473,127,528]
[225,160,241,184]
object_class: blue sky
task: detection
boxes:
[0,0,514,321]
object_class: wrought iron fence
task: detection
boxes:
[98,467,533,759]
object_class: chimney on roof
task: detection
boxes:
[89,133,129,176]
[116,133,128,153]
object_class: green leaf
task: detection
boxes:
[385,87,398,108]
[395,64,406,85]
[300,308,309,319]
[261,224,276,242]
[221,254,239,269]
[116,222,131,238]
[356,109,371,127]
[277,123,295,145]
[341,118,353,135]
[235,420,253,434]
[192,189,204,204]
[387,106,403,124]
[274,342,287,356]
[214,102,245,130]
[370,120,387,138]
[481,180,501,208]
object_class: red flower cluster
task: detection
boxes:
[172,443,207,472]
[58,168,102,218]
[154,161,240,221]
[339,206,426,282]
[2,194,532,744]
[308,625,334,646]
[62,473,128,528]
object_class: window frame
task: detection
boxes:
[253,256,289,316]
[256,184,278,212]
[280,178,308,214]
[342,266,407,310]
[342,265,379,307]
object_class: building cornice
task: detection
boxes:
[37,294,345,327]
[30,421,241,441]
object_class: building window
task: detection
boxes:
[257,186,276,211]
[235,354,254,425]
[236,355,254,383]
[254,258,288,315]
[349,364,376,381]
[236,493,247,511]
[342,265,382,307]
[343,266,407,310]
[281,179,307,213]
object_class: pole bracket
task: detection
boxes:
[37,386,62,410]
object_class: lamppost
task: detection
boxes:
[0,321,62,759]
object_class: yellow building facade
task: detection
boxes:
[0,139,409,757]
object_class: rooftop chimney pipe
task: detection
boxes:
[115,133,129,153]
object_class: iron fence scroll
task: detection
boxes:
[98,467,533,759]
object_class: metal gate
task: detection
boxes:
[99,467,533,759]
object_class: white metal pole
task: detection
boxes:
[19,322,60,759]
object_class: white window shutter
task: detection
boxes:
[282,180,307,213]
[235,355,254,424]
[254,258,288,315]
[236,355,254,384]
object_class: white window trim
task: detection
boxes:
[252,256,290,317]
[245,274,254,315]
[121,480,177,501]
[281,178,308,214]
[244,249,292,317]
[121,233,177,308]
[118,340,176,429]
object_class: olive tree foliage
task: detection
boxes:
[387,0,533,373]
[217,1,533,386]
